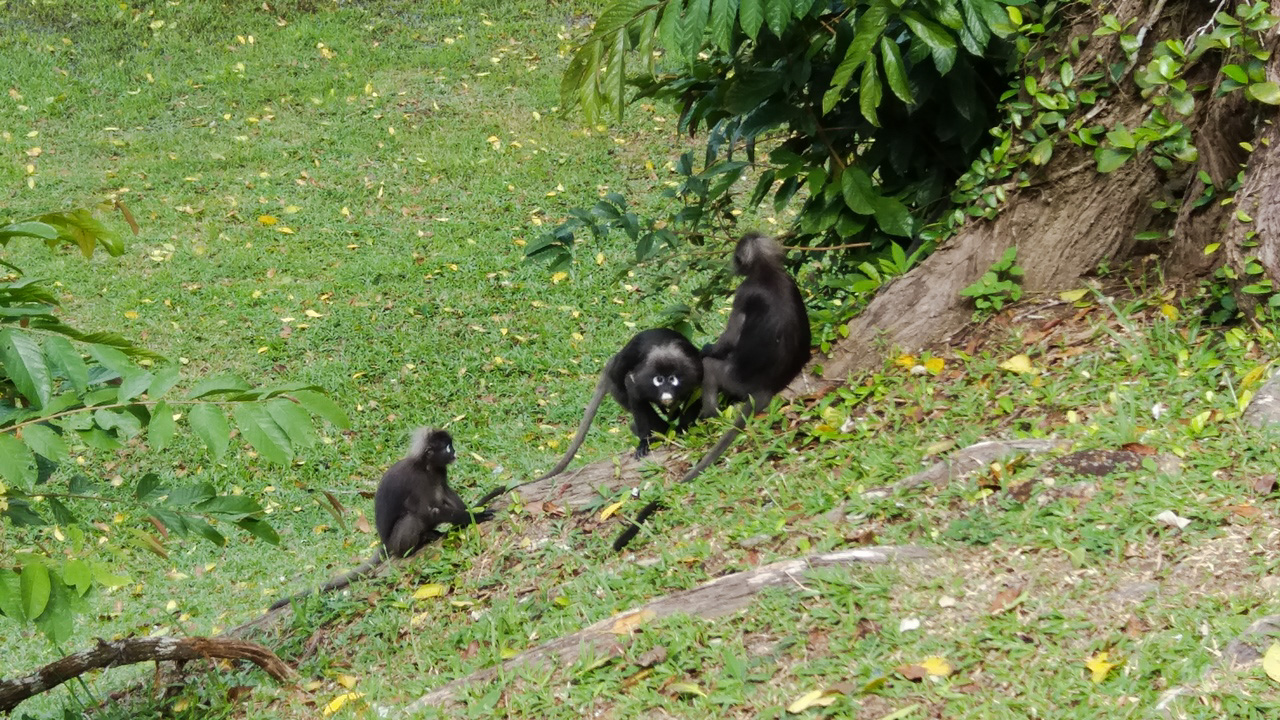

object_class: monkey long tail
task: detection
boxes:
[267,547,387,610]
[475,372,611,507]
[612,402,752,552]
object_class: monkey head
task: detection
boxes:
[409,428,456,466]
[630,356,699,408]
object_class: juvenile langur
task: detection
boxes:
[270,428,491,610]
[613,233,810,551]
[475,328,703,507]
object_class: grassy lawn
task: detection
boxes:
[4,1,1280,719]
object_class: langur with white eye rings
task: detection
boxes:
[475,328,704,507]
[613,232,811,551]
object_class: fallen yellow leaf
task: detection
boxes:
[787,689,838,712]
[1059,288,1089,302]
[257,214,278,225]
[923,357,945,374]
[322,691,364,716]
[600,499,625,521]
[412,583,446,599]
[919,656,952,676]
[1160,303,1179,321]
[551,271,568,284]
[1241,365,1266,390]
[669,682,707,697]
[1263,642,1280,683]
[999,354,1035,375]
[610,609,656,635]
[1085,651,1117,683]
[335,674,358,689]
[894,354,916,368]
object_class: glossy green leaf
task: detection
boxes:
[21,562,51,620]
[149,400,176,451]
[1095,147,1132,173]
[31,578,72,644]
[232,404,293,465]
[840,168,877,215]
[1222,64,1248,84]
[235,517,281,545]
[187,373,252,400]
[682,0,709,60]
[874,195,914,237]
[188,403,230,458]
[1,328,52,408]
[657,0,685,61]
[63,558,93,596]
[91,562,130,588]
[0,570,24,621]
[1106,124,1135,149]
[822,0,890,113]
[0,220,58,242]
[902,10,957,74]
[709,0,738,50]
[43,336,88,394]
[117,370,153,403]
[763,0,790,37]
[879,37,913,103]
[860,55,883,125]
[19,423,66,461]
[148,365,182,399]
[0,432,37,486]
[593,0,658,35]
[265,397,317,449]
[739,0,765,40]
[292,389,351,428]
[1249,81,1280,105]
[87,344,134,377]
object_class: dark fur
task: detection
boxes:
[614,233,810,551]
[269,428,491,610]
[476,328,703,507]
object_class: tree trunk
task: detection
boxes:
[799,1,1280,393]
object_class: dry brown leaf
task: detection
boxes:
[1120,442,1156,455]
[895,664,928,681]
[636,645,668,668]
[1254,474,1277,495]
[988,584,1024,615]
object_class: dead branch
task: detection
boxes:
[0,636,295,714]
[400,545,931,713]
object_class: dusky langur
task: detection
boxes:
[475,328,703,507]
[613,233,810,551]
[270,428,491,610]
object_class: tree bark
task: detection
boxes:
[795,1,1277,393]
[0,636,295,714]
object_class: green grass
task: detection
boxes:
[5,2,1280,718]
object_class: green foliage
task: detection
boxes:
[541,0,1032,322]
[0,211,348,646]
[959,246,1023,314]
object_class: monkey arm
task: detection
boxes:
[702,310,746,359]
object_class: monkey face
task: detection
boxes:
[641,371,687,407]
[428,430,456,464]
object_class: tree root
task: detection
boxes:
[400,545,931,713]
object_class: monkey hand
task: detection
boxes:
[633,439,651,459]
[471,509,495,523]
